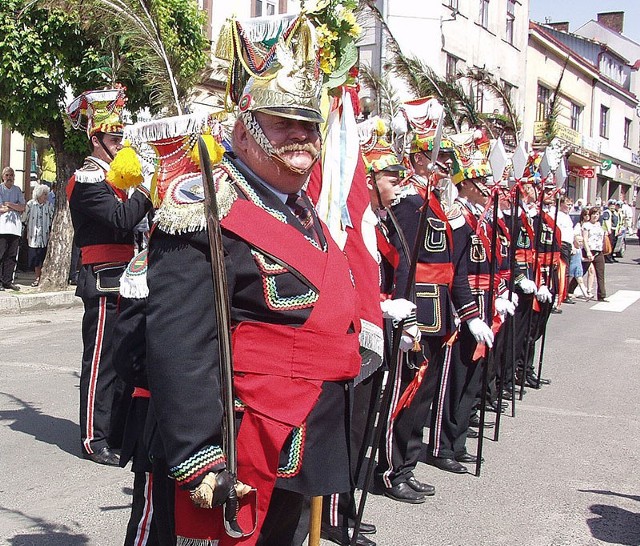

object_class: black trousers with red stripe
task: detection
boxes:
[377,336,444,487]
[125,472,160,546]
[428,326,483,460]
[80,294,124,453]
[322,371,382,528]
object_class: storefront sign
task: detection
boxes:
[570,167,595,178]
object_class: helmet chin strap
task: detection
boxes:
[240,111,320,175]
[95,133,115,161]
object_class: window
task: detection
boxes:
[536,85,550,122]
[600,105,609,138]
[446,54,458,81]
[501,80,514,114]
[479,0,490,29]
[475,83,484,112]
[570,103,582,132]
[624,118,632,148]
[253,0,278,16]
[506,0,515,44]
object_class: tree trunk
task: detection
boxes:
[38,120,83,292]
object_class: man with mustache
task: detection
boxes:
[145,62,362,546]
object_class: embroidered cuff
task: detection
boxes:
[170,445,226,489]
[457,301,480,322]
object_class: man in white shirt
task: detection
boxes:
[0,166,26,290]
[554,196,576,305]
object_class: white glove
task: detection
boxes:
[510,292,519,307]
[517,278,538,295]
[467,318,494,348]
[381,298,417,322]
[399,324,421,352]
[495,295,516,317]
[536,285,553,303]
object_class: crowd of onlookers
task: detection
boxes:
[556,196,636,310]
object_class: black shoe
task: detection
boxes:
[485,400,506,413]
[349,522,376,535]
[383,482,428,504]
[469,414,494,428]
[551,308,562,314]
[598,298,610,302]
[424,455,467,474]
[321,524,376,546]
[68,278,77,286]
[406,476,435,496]
[564,297,576,304]
[4,283,20,291]
[502,388,526,400]
[83,446,120,466]
[455,452,484,464]
[467,428,479,438]
[525,374,551,388]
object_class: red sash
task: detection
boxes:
[174,199,361,546]
[415,262,454,288]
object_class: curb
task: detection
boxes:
[0,290,82,314]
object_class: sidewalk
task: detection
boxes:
[0,269,81,314]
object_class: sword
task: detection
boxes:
[198,137,244,538]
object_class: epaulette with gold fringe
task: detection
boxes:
[74,161,105,184]
[154,163,237,235]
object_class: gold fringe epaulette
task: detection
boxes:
[74,161,105,184]
[154,167,237,235]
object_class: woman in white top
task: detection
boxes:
[581,207,607,301]
[22,184,55,286]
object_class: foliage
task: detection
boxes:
[358,64,400,122]
[543,58,569,144]
[0,2,84,137]
[0,0,208,289]
[306,0,361,88]
[40,0,208,114]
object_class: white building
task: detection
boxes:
[358,0,530,149]
[537,15,640,206]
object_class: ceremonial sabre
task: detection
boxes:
[198,137,244,538]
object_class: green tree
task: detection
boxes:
[0,0,207,290]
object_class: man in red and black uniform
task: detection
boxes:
[66,88,152,465]
[369,99,465,498]
[523,182,558,387]
[145,65,362,546]
[425,130,496,474]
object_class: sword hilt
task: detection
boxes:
[223,486,243,538]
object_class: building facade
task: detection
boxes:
[358,0,530,148]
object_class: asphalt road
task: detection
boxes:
[1,242,639,546]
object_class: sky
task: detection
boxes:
[529,0,640,44]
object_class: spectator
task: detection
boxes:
[582,207,607,302]
[0,166,26,291]
[621,200,633,231]
[555,196,575,304]
[22,184,55,286]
